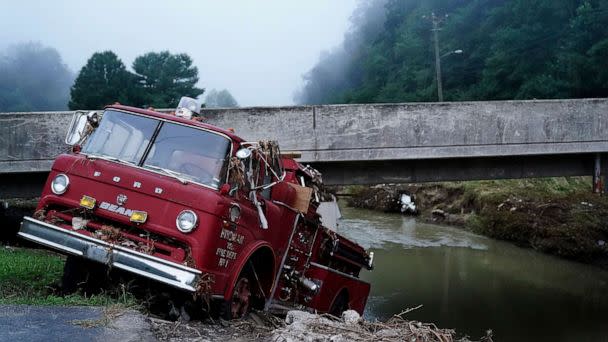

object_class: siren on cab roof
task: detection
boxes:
[175,97,201,120]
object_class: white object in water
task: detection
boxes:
[400,194,416,213]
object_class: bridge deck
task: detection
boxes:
[0,99,606,195]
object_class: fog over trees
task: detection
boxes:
[3,1,607,111]
[0,44,208,111]
[296,0,608,104]
[205,89,239,108]
[0,42,73,112]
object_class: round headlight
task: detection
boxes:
[176,210,198,233]
[51,174,69,195]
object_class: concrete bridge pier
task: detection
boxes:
[600,153,608,195]
[593,153,608,195]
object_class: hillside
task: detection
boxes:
[297,0,608,104]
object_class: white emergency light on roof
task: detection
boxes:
[175,97,201,119]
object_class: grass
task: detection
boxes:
[0,246,138,307]
[456,177,608,265]
[455,177,592,202]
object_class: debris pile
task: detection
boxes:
[271,310,492,342]
[148,309,493,342]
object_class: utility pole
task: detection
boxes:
[425,12,461,102]
[431,12,443,102]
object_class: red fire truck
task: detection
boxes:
[18,100,373,319]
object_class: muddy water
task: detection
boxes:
[338,206,608,342]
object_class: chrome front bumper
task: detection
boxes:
[19,217,201,292]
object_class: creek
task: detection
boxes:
[338,206,608,341]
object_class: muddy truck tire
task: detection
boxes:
[220,276,251,320]
[220,261,267,320]
[61,256,110,295]
[0,199,38,241]
[329,290,349,317]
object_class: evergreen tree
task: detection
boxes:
[69,51,134,110]
[132,51,204,108]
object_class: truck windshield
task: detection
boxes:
[82,110,157,164]
[82,110,231,189]
[143,122,231,188]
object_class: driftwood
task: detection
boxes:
[148,308,493,342]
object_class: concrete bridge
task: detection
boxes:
[1,98,607,198]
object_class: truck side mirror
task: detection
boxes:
[65,111,98,145]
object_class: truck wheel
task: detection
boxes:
[61,256,108,294]
[221,275,252,319]
[329,290,349,317]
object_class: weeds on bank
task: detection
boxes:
[458,177,608,263]
[455,177,591,203]
[0,246,138,307]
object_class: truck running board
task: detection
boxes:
[18,216,201,292]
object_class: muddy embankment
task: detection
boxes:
[337,178,608,268]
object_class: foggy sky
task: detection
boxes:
[0,0,357,107]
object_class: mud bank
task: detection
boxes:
[149,310,490,342]
[340,178,608,268]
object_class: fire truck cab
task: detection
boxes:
[18,102,373,318]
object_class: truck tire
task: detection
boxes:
[61,256,108,295]
[220,274,252,320]
[329,290,349,317]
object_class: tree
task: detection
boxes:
[205,89,238,108]
[0,42,73,112]
[297,0,608,104]
[132,51,204,108]
[69,51,135,110]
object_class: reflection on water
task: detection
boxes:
[339,206,608,342]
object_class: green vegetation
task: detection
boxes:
[459,178,608,265]
[297,0,608,104]
[132,51,204,108]
[68,51,138,110]
[0,247,137,306]
[70,50,204,110]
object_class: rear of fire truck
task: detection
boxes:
[264,157,374,316]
